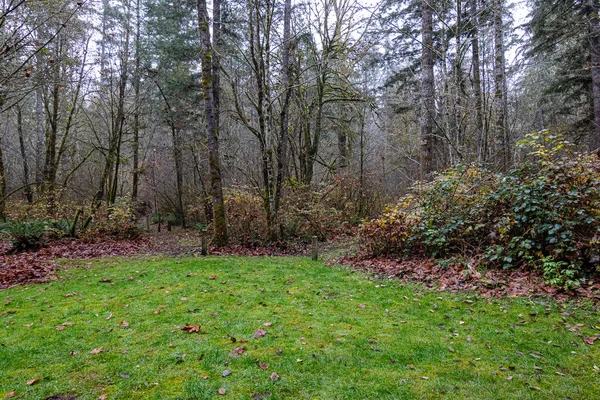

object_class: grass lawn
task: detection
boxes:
[1,256,599,399]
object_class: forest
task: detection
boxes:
[0,0,600,287]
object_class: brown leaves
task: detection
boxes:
[0,238,151,289]
[253,328,266,339]
[26,377,40,386]
[333,255,600,302]
[230,346,246,358]
[90,347,104,355]
[5,392,16,398]
[270,372,279,381]
[120,320,130,328]
[584,336,599,345]
[209,275,218,280]
[263,322,272,327]
[181,324,200,333]
[257,361,268,370]
[218,387,226,395]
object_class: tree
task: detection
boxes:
[420,0,435,179]
[197,0,228,245]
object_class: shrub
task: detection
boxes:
[359,130,600,289]
[85,198,140,240]
[225,189,269,244]
[282,187,347,240]
[0,220,49,251]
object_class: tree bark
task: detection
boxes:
[493,0,510,169]
[16,105,33,203]
[469,0,485,163]
[131,0,141,202]
[274,0,293,239]
[420,0,435,180]
[197,0,228,245]
[590,0,600,149]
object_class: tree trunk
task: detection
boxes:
[0,140,6,221]
[197,0,228,245]
[420,0,435,180]
[131,0,141,202]
[470,0,485,163]
[590,0,600,149]
[493,0,510,169]
[274,0,292,239]
[16,106,33,203]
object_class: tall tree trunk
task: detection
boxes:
[173,128,186,227]
[590,0,600,149]
[108,8,131,205]
[0,139,6,222]
[274,0,292,239]
[131,0,141,202]
[420,0,435,180]
[197,0,228,245]
[493,0,510,169]
[470,0,485,163]
[337,106,349,171]
[35,88,44,188]
[16,106,32,203]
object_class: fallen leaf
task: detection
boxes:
[56,325,65,331]
[181,297,188,301]
[230,346,246,357]
[222,369,232,377]
[90,347,104,355]
[263,322,272,327]
[120,320,129,328]
[254,328,266,338]
[181,324,200,333]
[5,392,16,398]
[257,361,268,370]
[99,278,112,283]
[24,323,33,327]
[4,300,11,305]
[209,275,218,280]
[99,395,107,400]
[358,304,366,309]
[584,336,599,345]
[218,387,226,395]
[270,372,280,381]
[106,313,113,320]
[26,377,40,386]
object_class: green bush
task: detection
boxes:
[360,130,600,289]
[0,220,49,251]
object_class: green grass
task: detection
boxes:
[1,256,599,399]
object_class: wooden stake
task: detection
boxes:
[312,236,318,260]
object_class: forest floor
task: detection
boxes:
[1,256,600,399]
[1,228,598,303]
